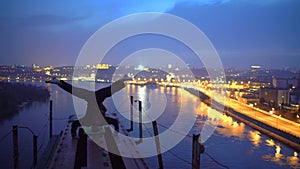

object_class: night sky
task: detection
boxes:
[0,0,299,69]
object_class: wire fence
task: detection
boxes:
[124,98,231,169]
[0,130,12,143]
[1,93,231,169]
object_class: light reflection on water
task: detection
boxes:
[262,143,300,168]
[266,139,275,147]
[195,100,300,169]
[124,85,300,169]
[196,101,300,169]
[249,130,262,147]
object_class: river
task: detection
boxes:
[0,81,299,169]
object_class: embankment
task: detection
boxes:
[185,87,300,151]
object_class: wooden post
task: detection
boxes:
[12,125,18,169]
[135,100,143,144]
[192,134,200,169]
[33,135,38,168]
[127,96,134,132]
[49,100,53,138]
[74,128,87,169]
[152,121,164,169]
[81,129,87,167]
[138,100,142,139]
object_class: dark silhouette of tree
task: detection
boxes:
[0,82,50,119]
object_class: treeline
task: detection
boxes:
[0,82,50,118]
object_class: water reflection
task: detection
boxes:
[262,142,300,168]
[3,82,300,169]
[262,145,284,165]
[214,114,245,140]
[193,93,300,168]
[275,145,281,156]
[249,131,261,147]
[266,139,275,147]
[287,154,299,168]
[196,103,246,140]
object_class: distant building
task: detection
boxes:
[298,71,300,88]
[251,65,261,71]
[272,76,297,89]
[291,89,300,104]
[250,65,261,78]
[250,65,261,89]
[259,87,290,108]
[96,64,111,70]
[239,94,259,105]
[298,102,300,114]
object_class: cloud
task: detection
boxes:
[0,0,243,31]
[166,0,300,68]
[235,0,295,5]
[0,0,299,68]
[21,14,87,27]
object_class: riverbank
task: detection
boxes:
[185,87,300,152]
[0,81,50,119]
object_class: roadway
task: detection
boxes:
[183,84,300,139]
[226,98,300,138]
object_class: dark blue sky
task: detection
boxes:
[0,0,299,69]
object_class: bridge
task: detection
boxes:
[37,122,150,169]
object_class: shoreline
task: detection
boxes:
[184,87,300,152]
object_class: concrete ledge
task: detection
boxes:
[48,123,78,169]
[36,135,60,169]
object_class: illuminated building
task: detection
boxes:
[272,76,297,89]
[96,64,111,70]
[259,87,290,108]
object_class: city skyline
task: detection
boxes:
[1,62,300,72]
[0,1,300,69]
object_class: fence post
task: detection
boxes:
[152,121,164,169]
[127,96,134,132]
[138,100,142,139]
[74,128,87,169]
[12,125,18,169]
[192,134,200,169]
[135,100,143,144]
[33,135,38,167]
[49,100,53,138]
